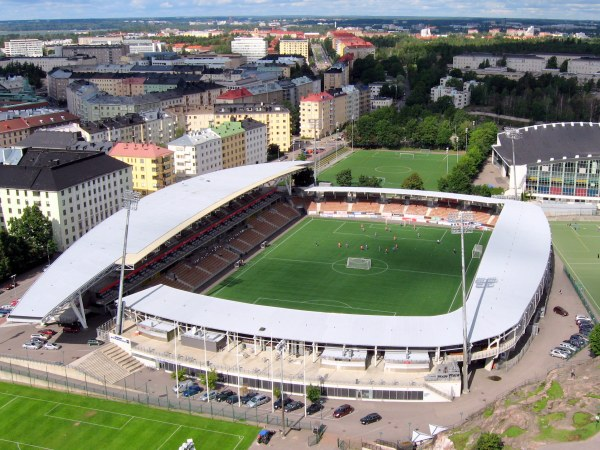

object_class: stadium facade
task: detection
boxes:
[10,162,553,402]
[493,122,600,204]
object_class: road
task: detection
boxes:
[311,42,331,71]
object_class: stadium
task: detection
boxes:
[9,161,553,403]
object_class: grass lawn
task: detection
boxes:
[208,218,490,316]
[317,149,460,190]
[0,382,258,450]
[549,220,600,315]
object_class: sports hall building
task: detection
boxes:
[492,122,600,204]
[10,162,553,403]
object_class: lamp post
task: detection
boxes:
[115,190,141,336]
[276,339,287,437]
[10,274,16,289]
[446,147,449,174]
[351,115,355,153]
[504,127,522,200]
[465,127,469,152]
[308,118,320,186]
[448,211,474,394]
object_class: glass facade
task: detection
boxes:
[526,159,600,198]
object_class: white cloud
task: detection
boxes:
[160,1,173,7]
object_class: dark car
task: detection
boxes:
[216,390,236,402]
[87,339,104,346]
[273,396,293,410]
[225,395,240,405]
[553,306,568,316]
[306,402,325,416]
[182,385,202,398]
[360,412,382,425]
[257,430,275,444]
[284,401,304,412]
[333,404,354,418]
[62,326,80,333]
[240,392,258,404]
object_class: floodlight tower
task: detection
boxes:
[448,211,474,394]
[504,127,522,200]
[115,190,141,335]
[276,340,287,437]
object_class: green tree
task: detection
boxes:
[589,323,600,357]
[358,175,382,187]
[475,432,504,450]
[306,385,321,403]
[282,100,299,136]
[198,368,219,390]
[336,169,353,186]
[546,56,558,69]
[174,126,185,139]
[559,59,569,72]
[8,205,56,265]
[295,152,307,161]
[273,386,281,400]
[401,172,425,190]
[170,368,187,382]
[267,143,280,162]
[445,77,464,90]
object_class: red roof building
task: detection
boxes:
[0,111,79,147]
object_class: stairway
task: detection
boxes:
[68,343,145,384]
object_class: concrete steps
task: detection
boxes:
[68,343,144,385]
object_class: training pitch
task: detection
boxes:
[208,218,490,316]
[0,382,258,450]
[317,149,460,190]
[550,220,600,315]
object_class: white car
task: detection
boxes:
[575,315,592,322]
[22,341,43,350]
[246,394,270,408]
[199,391,217,402]
[30,333,48,341]
[43,342,61,350]
[173,380,195,394]
[559,342,577,353]
[549,348,569,359]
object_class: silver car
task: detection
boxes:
[43,342,61,350]
[22,341,43,350]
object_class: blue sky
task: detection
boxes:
[1,1,600,21]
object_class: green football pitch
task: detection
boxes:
[317,149,460,190]
[0,382,258,450]
[208,218,490,316]
[550,220,600,315]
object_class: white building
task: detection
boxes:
[0,149,131,251]
[231,37,268,62]
[2,39,43,57]
[168,129,223,176]
[341,85,361,122]
[124,39,165,54]
[240,119,267,165]
[371,97,394,111]
[430,76,477,109]
[567,57,600,75]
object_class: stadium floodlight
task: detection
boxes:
[308,118,321,186]
[276,340,287,437]
[475,277,497,289]
[115,190,141,336]
[504,127,522,200]
[448,211,474,395]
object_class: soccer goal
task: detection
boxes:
[472,244,483,259]
[398,153,415,159]
[346,257,371,270]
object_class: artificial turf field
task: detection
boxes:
[317,149,460,190]
[208,218,490,316]
[550,220,600,315]
[0,382,258,450]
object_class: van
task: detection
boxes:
[247,394,270,408]
[173,380,195,394]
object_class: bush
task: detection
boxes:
[475,432,504,450]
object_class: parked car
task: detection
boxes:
[246,394,270,408]
[559,342,578,353]
[22,341,43,350]
[553,306,568,316]
[257,430,275,444]
[199,391,217,402]
[0,308,13,315]
[273,396,293,410]
[569,337,585,348]
[549,348,569,359]
[87,339,104,346]
[182,385,202,398]
[173,380,195,394]
[62,325,80,333]
[284,401,304,413]
[39,329,56,336]
[43,342,61,350]
[240,392,258,405]
[30,333,48,341]
[333,404,354,418]
[306,402,325,416]
[575,315,592,322]
[216,390,236,402]
[572,333,589,343]
[225,395,240,405]
[360,413,382,425]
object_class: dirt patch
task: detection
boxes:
[83,410,96,418]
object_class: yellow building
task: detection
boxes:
[300,92,347,139]
[279,39,310,61]
[214,103,291,152]
[212,122,245,169]
[109,142,174,195]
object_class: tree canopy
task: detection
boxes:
[401,172,425,190]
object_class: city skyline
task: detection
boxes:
[0,0,600,22]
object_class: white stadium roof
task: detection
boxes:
[10,162,306,322]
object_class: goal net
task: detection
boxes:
[398,153,415,159]
[472,244,483,259]
[346,257,371,270]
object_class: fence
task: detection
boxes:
[563,265,599,320]
[0,359,315,432]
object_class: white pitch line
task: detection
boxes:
[0,439,54,450]
[0,397,17,410]
[156,425,182,450]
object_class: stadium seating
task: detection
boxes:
[320,200,348,212]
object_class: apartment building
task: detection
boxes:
[371,97,394,110]
[0,149,131,251]
[567,57,600,75]
[124,39,164,55]
[240,119,267,165]
[231,37,268,62]
[279,39,310,61]
[1,39,43,57]
[430,76,477,109]
[0,111,80,147]
[61,45,127,64]
[324,63,350,90]
[213,103,291,152]
[300,92,335,139]
[213,121,246,169]
[109,143,174,195]
[168,129,222,177]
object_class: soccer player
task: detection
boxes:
[338,242,342,248]
[365,244,369,250]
